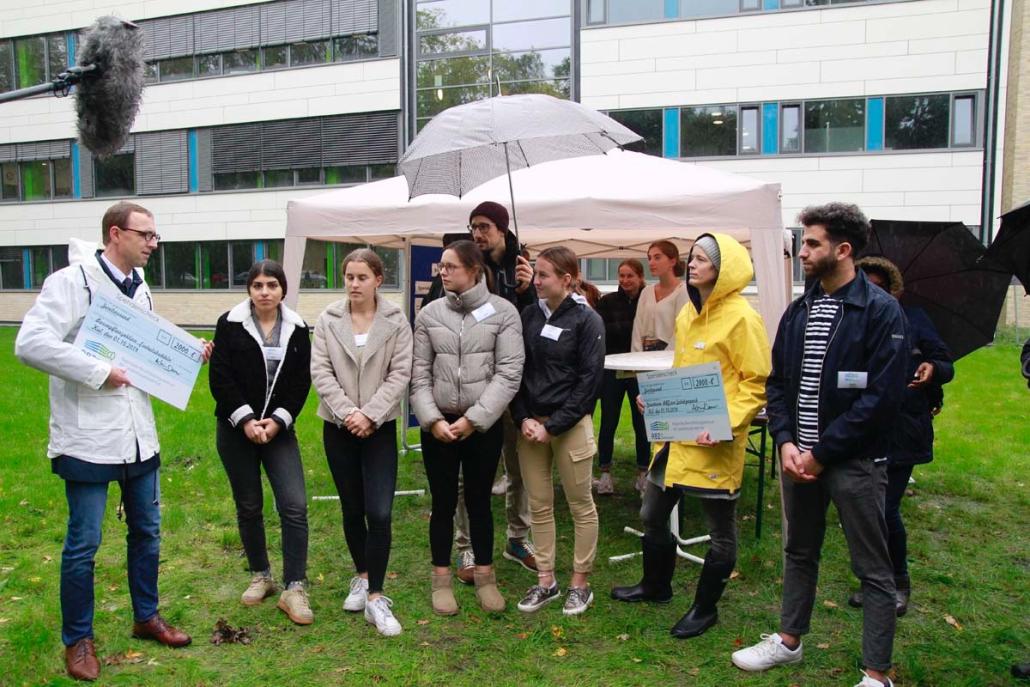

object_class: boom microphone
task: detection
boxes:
[74,17,145,158]
[0,16,144,158]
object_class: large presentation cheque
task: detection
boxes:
[638,361,733,443]
[73,288,204,410]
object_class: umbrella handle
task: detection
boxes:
[504,143,520,245]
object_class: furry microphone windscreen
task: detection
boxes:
[75,17,145,158]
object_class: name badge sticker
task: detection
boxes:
[541,324,563,341]
[263,346,285,362]
[471,302,496,322]
[837,371,868,389]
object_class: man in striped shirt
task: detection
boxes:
[731,203,907,687]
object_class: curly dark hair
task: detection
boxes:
[797,202,870,256]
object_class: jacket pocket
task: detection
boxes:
[76,390,125,430]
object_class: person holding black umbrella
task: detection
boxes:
[850,256,954,617]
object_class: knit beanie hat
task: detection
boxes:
[693,235,721,272]
[469,201,510,232]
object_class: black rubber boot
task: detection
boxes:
[894,575,910,618]
[670,559,733,639]
[611,536,675,603]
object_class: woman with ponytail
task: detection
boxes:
[510,247,605,617]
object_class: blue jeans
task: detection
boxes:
[61,469,161,646]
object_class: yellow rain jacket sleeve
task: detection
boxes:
[659,233,772,496]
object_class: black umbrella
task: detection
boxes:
[862,220,1012,359]
[986,200,1030,291]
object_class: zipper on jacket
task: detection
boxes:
[456,314,464,411]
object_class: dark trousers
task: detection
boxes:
[885,464,914,579]
[324,420,398,594]
[640,481,738,569]
[597,371,650,470]
[216,422,308,585]
[422,421,503,567]
[780,457,896,671]
[61,469,161,645]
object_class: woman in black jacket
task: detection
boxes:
[209,260,314,625]
[511,246,605,617]
[853,257,954,616]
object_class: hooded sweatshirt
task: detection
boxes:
[655,233,771,497]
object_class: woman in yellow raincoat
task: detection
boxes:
[611,233,770,639]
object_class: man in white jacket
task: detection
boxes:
[15,201,210,681]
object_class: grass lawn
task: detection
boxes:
[0,326,1026,686]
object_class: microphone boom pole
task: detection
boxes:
[0,65,98,104]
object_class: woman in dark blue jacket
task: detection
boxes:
[852,257,954,616]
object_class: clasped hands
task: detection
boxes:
[243,417,281,445]
[780,441,823,483]
[431,416,475,443]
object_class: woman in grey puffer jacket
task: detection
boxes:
[411,240,524,616]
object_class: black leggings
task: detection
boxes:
[640,480,738,570]
[421,420,503,567]
[324,420,398,594]
[885,464,914,579]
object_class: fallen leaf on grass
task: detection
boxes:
[553,647,568,657]
[729,570,741,580]
[515,632,529,640]
[829,667,844,677]
[550,625,564,640]
[310,646,325,654]
[823,600,838,609]
[416,619,430,626]
[386,571,399,580]
[688,668,700,676]
[107,584,118,592]
[146,658,160,666]
[631,658,642,664]
[0,618,9,624]
[28,577,41,584]
[944,614,963,631]
[9,597,22,602]
[317,573,325,583]
[42,556,52,563]
[816,643,830,649]
[103,650,144,666]
[210,619,252,645]
[419,641,430,647]
[733,637,744,648]
[616,633,629,641]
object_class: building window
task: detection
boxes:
[263,45,289,69]
[803,99,865,153]
[0,247,25,289]
[20,160,52,201]
[197,53,222,77]
[884,94,950,151]
[157,56,196,82]
[952,94,977,147]
[681,105,738,157]
[144,244,163,287]
[780,103,801,153]
[29,245,67,287]
[1,162,18,199]
[163,242,198,289]
[608,109,663,156]
[739,105,760,155]
[0,42,13,93]
[414,1,573,131]
[223,49,259,74]
[334,34,379,61]
[290,40,329,66]
[95,153,135,197]
[14,36,46,88]
[301,240,332,289]
[232,242,255,287]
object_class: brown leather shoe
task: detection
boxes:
[65,638,100,681]
[131,614,192,648]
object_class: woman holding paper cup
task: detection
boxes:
[611,233,770,640]
[209,259,314,625]
[311,248,412,637]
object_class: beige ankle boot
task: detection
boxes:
[431,571,459,616]
[474,568,505,612]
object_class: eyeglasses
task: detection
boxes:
[438,262,464,274]
[467,222,494,234]
[120,226,161,243]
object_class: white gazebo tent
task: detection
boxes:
[283,149,788,338]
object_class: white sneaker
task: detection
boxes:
[731,633,804,672]
[343,576,369,612]
[596,471,614,495]
[854,672,893,687]
[365,595,402,637]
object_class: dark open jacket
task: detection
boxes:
[767,270,907,466]
[889,305,953,466]
[510,295,605,437]
[485,230,537,313]
[210,300,312,431]
[596,287,640,355]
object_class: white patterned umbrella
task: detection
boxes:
[398,93,642,241]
